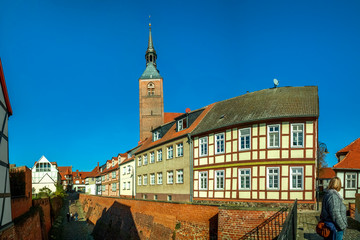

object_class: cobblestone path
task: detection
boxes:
[297,210,360,240]
[50,193,94,240]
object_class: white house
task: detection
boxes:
[31,156,60,194]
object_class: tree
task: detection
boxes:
[318,142,328,169]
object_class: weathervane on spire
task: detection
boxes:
[149,15,151,27]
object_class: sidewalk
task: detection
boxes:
[297,210,360,240]
[50,193,94,240]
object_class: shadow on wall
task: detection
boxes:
[91,201,139,240]
[209,213,218,240]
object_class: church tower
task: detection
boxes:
[139,23,164,141]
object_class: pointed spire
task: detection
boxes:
[145,16,157,67]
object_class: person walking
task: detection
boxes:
[66,212,70,222]
[320,176,348,240]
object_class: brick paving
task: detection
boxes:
[297,210,360,240]
[50,193,94,240]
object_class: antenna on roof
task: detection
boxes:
[273,78,279,88]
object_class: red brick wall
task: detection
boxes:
[33,198,52,233]
[0,225,16,240]
[80,194,218,239]
[218,208,284,239]
[14,211,43,240]
[11,197,32,220]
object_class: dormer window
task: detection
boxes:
[36,163,51,172]
[112,161,115,167]
[147,82,155,96]
[153,130,161,141]
[177,118,187,131]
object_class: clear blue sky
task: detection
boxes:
[1,0,359,171]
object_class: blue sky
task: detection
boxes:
[1,0,359,171]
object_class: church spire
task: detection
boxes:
[145,19,157,67]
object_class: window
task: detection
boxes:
[150,173,155,185]
[290,167,303,190]
[215,133,225,154]
[138,175,142,186]
[75,180,79,184]
[102,185,105,192]
[123,166,126,175]
[199,137,208,156]
[167,171,174,184]
[106,174,109,180]
[147,82,155,95]
[176,169,184,183]
[176,143,183,157]
[291,124,304,147]
[112,161,115,167]
[150,152,155,163]
[138,156,142,166]
[36,162,51,172]
[143,175,148,185]
[239,128,251,150]
[112,183,116,191]
[268,125,280,148]
[267,167,280,190]
[199,172,208,190]
[143,154,148,165]
[346,173,356,189]
[177,118,187,131]
[143,194,147,199]
[112,171,116,179]
[167,146,173,159]
[157,149,162,162]
[239,169,251,190]
[215,170,225,190]
[127,165,131,174]
[127,182,130,190]
[154,195,158,200]
[167,195,172,201]
[157,172,163,184]
[122,182,126,190]
[153,130,161,141]
[102,175,105,181]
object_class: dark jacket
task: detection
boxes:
[320,189,347,231]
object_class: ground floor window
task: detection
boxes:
[239,168,251,190]
[346,173,357,189]
[290,167,303,190]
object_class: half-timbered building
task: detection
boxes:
[0,58,13,234]
[191,86,319,205]
[333,138,360,200]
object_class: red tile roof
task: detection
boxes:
[0,59,12,116]
[86,166,100,178]
[58,166,72,180]
[164,112,183,123]
[319,168,336,179]
[136,104,215,154]
[119,156,135,165]
[101,162,119,174]
[334,138,360,169]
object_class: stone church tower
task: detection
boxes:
[139,23,164,141]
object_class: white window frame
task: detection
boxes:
[176,143,183,157]
[239,168,251,190]
[239,128,251,150]
[143,174,148,185]
[290,167,303,190]
[150,152,155,163]
[157,172,163,184]
[346,173,357,189]
[199,137,208,157]
[268,124,280,148]
[157,149,162,162]
[112,171,116,179]
[122,166,126,175]
[112,183,116,191]
[199,171,208,190]
[215,133,225,154]
[138,175,142,186]
[167,146,173,159]
[153,131,160,141]
[143,154,148,165]
[215,170,225,190]
[291,123,304,148]
[177,118,186,131]
[167,171,174,184]
[267,167,280,190]
[122,182,126,190]
[150,173,155,185]
[176,169,184,184]
[127,181,130,190]
[127,165,131,174]
[138,156,142,166]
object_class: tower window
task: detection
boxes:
[150,55,152,62]
[147,82,155,95]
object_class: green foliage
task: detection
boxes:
[38,186,52,198]
[53,184,67,199]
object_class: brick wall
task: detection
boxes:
[33,198,52,233]
[13,210,43,240]
[0,225,16,240]
[80,194,218,239]
[80,194,285,240]
[218,208,282,239]
[11,196,32,220]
